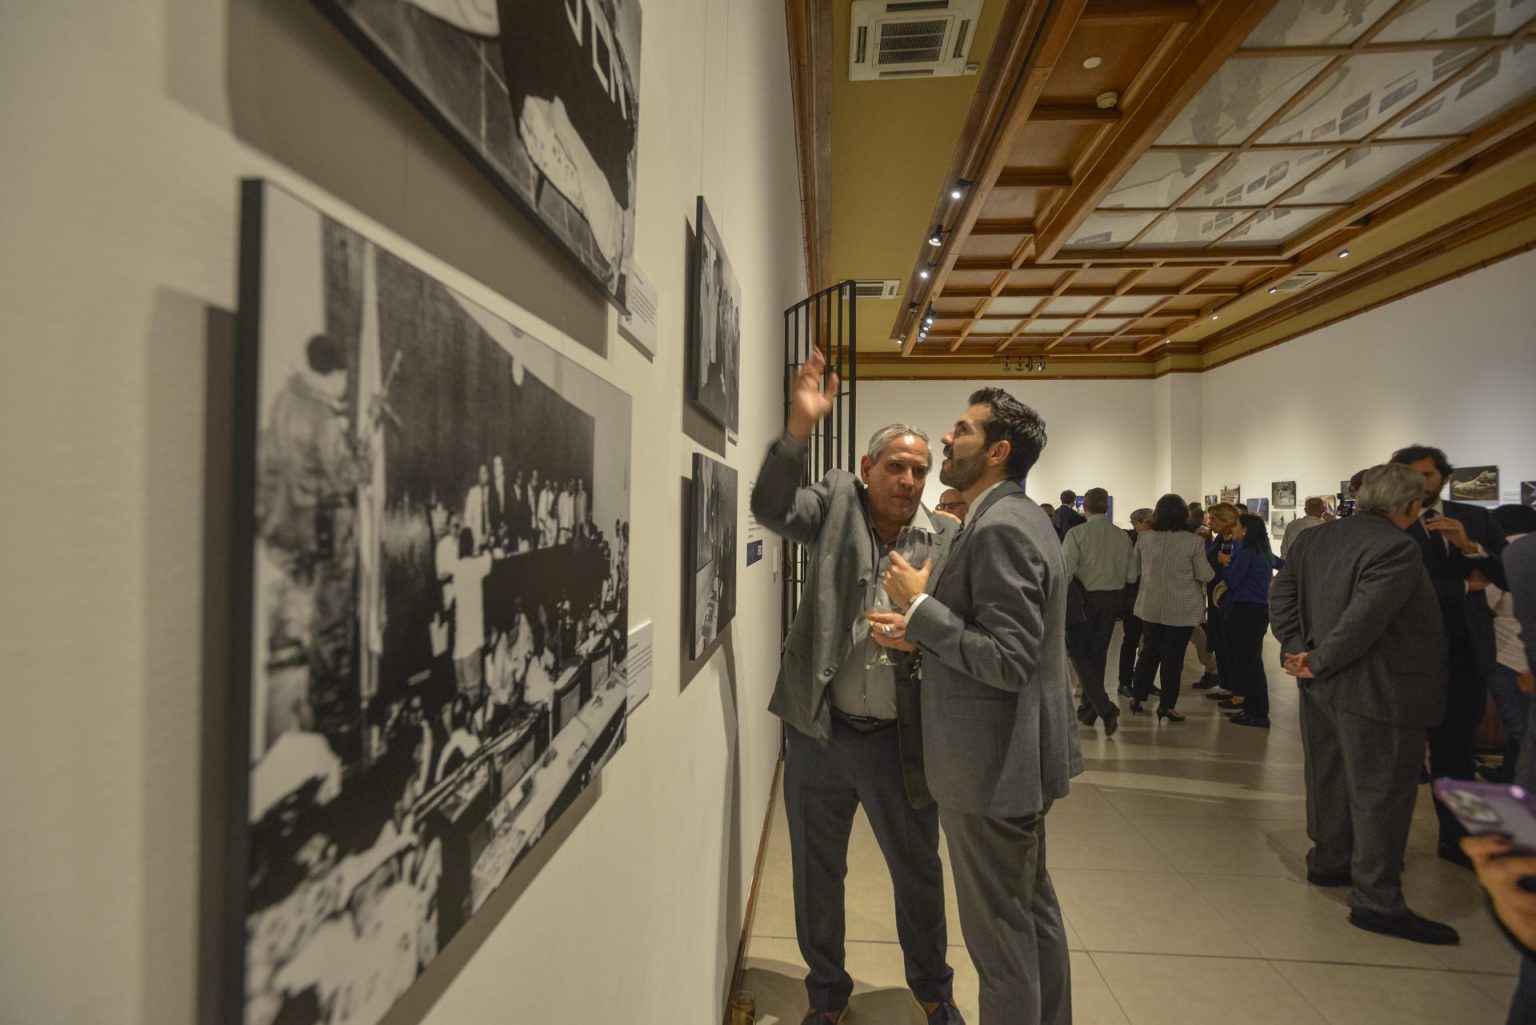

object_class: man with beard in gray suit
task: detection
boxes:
[752,347,963,1025]
[874,388,1082,1025]
[1270,462,1458,945]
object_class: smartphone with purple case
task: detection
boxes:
[1434,779,1536,855]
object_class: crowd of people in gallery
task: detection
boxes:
[754,348,1536,1025]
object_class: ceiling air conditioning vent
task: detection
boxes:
[1269,270,1337,294]
[854,279,901,299]
[850,0,983,81]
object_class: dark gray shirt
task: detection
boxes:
[829,531,899,719]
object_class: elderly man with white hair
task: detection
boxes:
[1270,462,1459,946]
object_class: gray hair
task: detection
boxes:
[1356,463,1424,517]
[1129,507,1154,526]
[866,423,932,467]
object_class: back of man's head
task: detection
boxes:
[1083,488,1109,515]
[1129,507,1154,528]
[1060,489,1077,504]
[1356,463,1424,518]
[1304,496,1326,517]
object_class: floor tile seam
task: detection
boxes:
[1267,955,1513,1019]
[1075,946,1472,975]
[1081,950,1136,1025]
[1089,948,1334,1024]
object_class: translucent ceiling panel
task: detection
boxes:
[1078,317,1132,333]
[1101,295,1162,315]
[1214,206,1332,246]
[1374,0,1533,43]
[1022,318,1077,333]
[1280,141,1445,204]
[985,296,1041,316]
[1245,0,1400,48]
[1156,56,1330,146]
[1064,210,1161,249]
[1100,150,1225,209]
[1040,296,1100,316]
[1131,208,1253,247]
[1259,48,1481,143]
[975,318,1023,333]
[1382,43,1536,138]
[1192,148,1340,206]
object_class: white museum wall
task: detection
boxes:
[856,378,1161,517]
[1199,250,1536,519]
[0,2,802,1024]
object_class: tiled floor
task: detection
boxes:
[741,630,1521,1024]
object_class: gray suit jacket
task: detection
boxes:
[1269,511,1447,728]
[750,434,952,805]
[904,481,1083,818]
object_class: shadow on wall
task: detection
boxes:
[161,0,608,356]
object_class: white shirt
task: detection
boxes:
[451,553,493,658]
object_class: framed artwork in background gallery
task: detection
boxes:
[1523,481,1536,507]
[688,196,742,433]
[222,180,635,1025]
[311,0,643,308]
[689,453,738,658]
[1220,485,1241,507]
[1339,479,1352,500]
[1272,480,1296,509]
[1249,497,1269,519]
[1204,494,1219,507]
[1272,511,1288,535]
[1447,464,1499,503]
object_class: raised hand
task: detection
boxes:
[787,347,839,442]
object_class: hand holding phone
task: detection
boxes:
[1435,780,1536,855]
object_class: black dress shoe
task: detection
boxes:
[1129,699,1146,715]
[1192,673,1220,689]
[1347,907,1460,945]
[1205,689,1234,700]
[1104,711,1120,737]
[1228,712,1270,728]
[1117,685,1133,697]
[1437,843,1474,870]
[1217,697,1245,709]
[1306,870,1351,887]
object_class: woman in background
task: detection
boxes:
[1218,513,1276,728]
[1130,493,1216,721]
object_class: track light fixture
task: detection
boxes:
[927,226,949,247]
[950,178,971,201]
[1338,248,1350,258]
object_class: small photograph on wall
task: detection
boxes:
[690,196,741,433]
[1272,511,1289,536]
[1448,465,1499,502]
[690,453,738,658]
[233,180,632,1025]
[1204,494,1219,508]
[1339,479,1352,499]
[1220,485,1241,507]
[312,0,643,308]
[1272,481,1296,509]
[1522,481,1536,507]
[1249,497,1269,519]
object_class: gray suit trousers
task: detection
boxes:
[1298,687,1422,915]
[941,806,1071,1025]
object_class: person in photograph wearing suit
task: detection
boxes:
[875,388,1082,1025]
[752,346,964,1025]
[1390,445,1508,866]
[1270,463,1458,945]
[464,463,492,551]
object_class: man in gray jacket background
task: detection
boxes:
[751,347,963,1025]
[877,388,1082,1025]
[1270,462,1458,946]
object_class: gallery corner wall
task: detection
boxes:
[0,2,804,1024]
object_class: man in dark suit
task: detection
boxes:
[1271,462,1458,945]
[1390,445,1507,866]
[1052,489,1085,539]
[876,388,1082,1025]
[751,347,963,1025]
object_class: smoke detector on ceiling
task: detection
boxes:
[849,0,984,81]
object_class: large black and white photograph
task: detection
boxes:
[313,0,643,306]
[690,196,741,432]
[1272,480,1296,509]
[689,453,737,658]
[236,181,632,1025]
[1448,464,1499,502]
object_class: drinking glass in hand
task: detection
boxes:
[864,526,935,668]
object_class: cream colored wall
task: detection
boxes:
[0,2,803,1024]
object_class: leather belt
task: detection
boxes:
[831,708,897,734]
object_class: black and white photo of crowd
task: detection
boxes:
[315,0,643,305]
[691,196,741,432]
[242,183,631,1025]
[690,453,737,658]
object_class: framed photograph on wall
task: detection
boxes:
[689,453,738,658]
[223,180,634,1025]
[1250,497,1269,518]
[689,196,741,433]
[1203,494,1219,507]
[1339,479,1352,499]
[1220,485,1241,507]
[1272,481,1296,509]
[312,0,643,308]
[1523,481,1535,507]
[1271,511,1288,536]
[1448,464,1499,502]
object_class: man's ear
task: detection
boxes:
[860,454,873,484]
[989,438,1012,469]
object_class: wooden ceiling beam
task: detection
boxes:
[784,0,832,291]
[972,219,1039,236]
[1082,0,1201,25]
[1031,102,1122,123]
[995,171,1074,189]
[945,284,1242,299]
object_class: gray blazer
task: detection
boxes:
[904,481,1083,818]
[750,434,952,804]
[1269,511,1447,729]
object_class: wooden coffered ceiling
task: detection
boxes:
[786,0,1536,379]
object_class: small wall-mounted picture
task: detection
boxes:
[689,453,737,658]
[1339,479,1352,499]
[1249,497,1269,519]
[1523,481,1536,507]
[1204,494,1219,507]
[1448,465,1499,502]
[1220,485,1241,507]
[689,196,741,433]
[1272,481,1297,508]
[1271,512,1288,536]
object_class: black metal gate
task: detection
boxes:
[780,280,858,639]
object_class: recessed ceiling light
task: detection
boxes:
[919,269,930,279]
[1096,91,1119,109]
[1267,286,1278,294]
[1210,313,1219,321]
[1082,56,1102,69]
[1338,248,1350,258]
